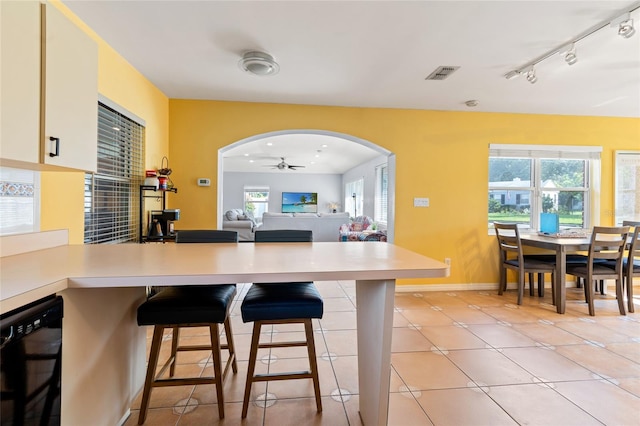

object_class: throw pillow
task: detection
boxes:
[225,210,239,221]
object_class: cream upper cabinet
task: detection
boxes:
[42,3,98,172]
[0,0,41,164]
[0,2,97,172]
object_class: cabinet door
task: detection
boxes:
[42,3,98,172]
[0,0,41,164]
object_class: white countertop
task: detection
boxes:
[1,240,449,314]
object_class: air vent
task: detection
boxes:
[425,66,460,80]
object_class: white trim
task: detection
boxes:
[394,281,579,293]
[98,94,146,127]
[489,143,601,159]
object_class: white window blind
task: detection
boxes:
[374,163,388,223]
[84,102,144,244]
[489,144,601,160]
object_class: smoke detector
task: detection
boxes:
[239,51,280,76]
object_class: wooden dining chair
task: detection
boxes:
[494,222,556,305]
[601,221,639,313]
[565,226,630,316]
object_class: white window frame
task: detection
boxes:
[488,144,601,233]
[374,163,388,225]
[345,178,363,219]
[244,186,269,221]
[615,150,640,224]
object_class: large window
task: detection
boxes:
[374,164,388,224]
[488,144,601,231]
[244,186,269,221]
[615,151,640,225]
[345,178,363,218]
[84,102,144,244]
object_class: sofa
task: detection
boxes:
[222,209,262,241]
[260,212,350,242]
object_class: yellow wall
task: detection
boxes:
[39,1,169,243]
[169,99,640,286]
[35,1,640,288]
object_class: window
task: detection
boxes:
[84,101,144,244]
[615,151,640,224]
[374,164,388,224]
[345,178,363,218]
[488,144,601,231]
[244,186,269,220]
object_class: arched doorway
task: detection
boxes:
[217,129,396,242]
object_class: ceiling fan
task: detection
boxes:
[265,157,306,170]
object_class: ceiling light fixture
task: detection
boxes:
[526,67,537,84]
[505,4,639,82]
[562,44,578,65]
[618,17,636,38]
[239,51,280,76]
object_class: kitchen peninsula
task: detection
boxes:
[1,230,448,426]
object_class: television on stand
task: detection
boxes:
[282,192,318,213]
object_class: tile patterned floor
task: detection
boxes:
[125,282,640,426]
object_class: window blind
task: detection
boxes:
[375,164,388,223]
[489,144,601,160]
[84,102,144,244]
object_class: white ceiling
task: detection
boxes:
[63,0,640,173]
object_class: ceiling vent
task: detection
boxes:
[425,66,460,80]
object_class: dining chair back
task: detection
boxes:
[566,225,630,316]
[241,229,323,418]
[494,222,556,305]
[136,230,239,423]
[605,221,640,313]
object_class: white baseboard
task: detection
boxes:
[117,409,131,426]
[395,281,580,293]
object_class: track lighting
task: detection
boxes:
[525,68,537,84]
[505,4,639,83]
[562,44,578,65]
[618,18,636,38]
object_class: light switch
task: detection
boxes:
[414,197,429,207]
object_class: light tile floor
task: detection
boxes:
[125,282,640,426]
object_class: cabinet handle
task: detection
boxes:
[49,136,60,157]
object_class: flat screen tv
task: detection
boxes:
[282,192,318,213]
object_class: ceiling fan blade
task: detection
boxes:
[288,164,305,169]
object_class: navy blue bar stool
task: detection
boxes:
[241,229,323,418]
[136,230,238,424]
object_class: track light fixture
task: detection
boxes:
[562,44,578,65]
[504,4,639,83]
[618,18,636,38]
[525,67,537,84]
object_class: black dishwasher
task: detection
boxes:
[1,295,63,426]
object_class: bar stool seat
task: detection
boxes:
[136,229,239,424]
[240,229,323,419]
[136,285,237,424]
[240,282,323,418]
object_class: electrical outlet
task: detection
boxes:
[444,258,451,266]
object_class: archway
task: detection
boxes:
[217,129,396,242]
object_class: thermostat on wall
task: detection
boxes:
[197,178,211,187]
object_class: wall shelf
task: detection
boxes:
[139,185,178,243]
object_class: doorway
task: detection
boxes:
[217,129,396,242]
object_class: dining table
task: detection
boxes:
[519,233,592,314]
[1,232,449,426]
